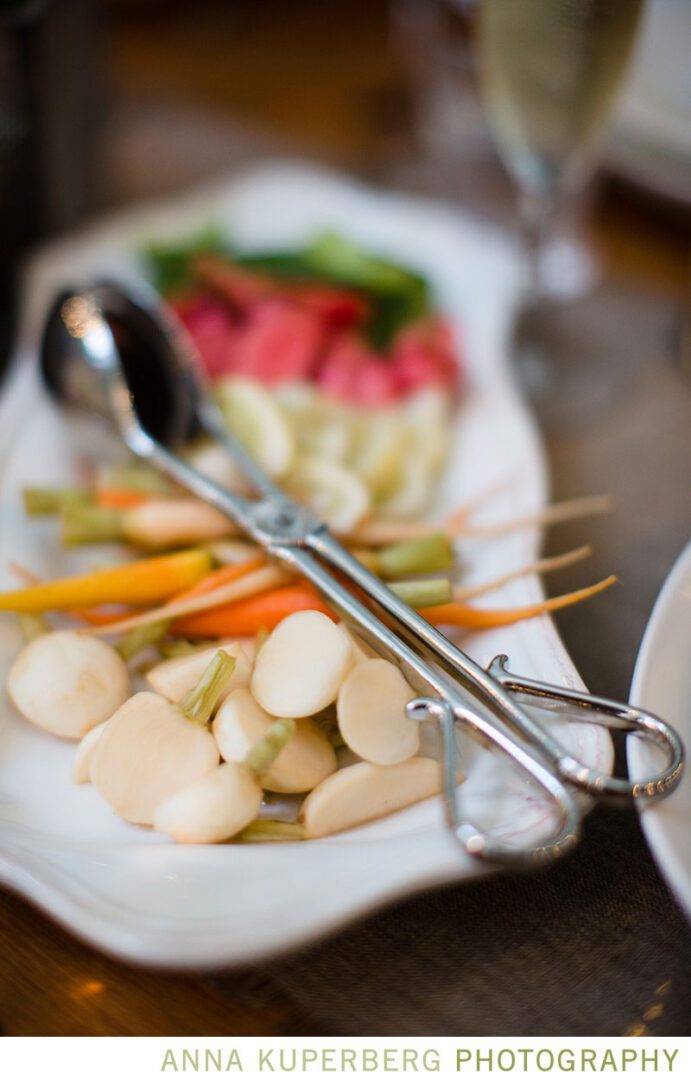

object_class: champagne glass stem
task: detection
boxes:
[518,188,558,302]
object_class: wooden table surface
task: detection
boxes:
[2,0,689,1037]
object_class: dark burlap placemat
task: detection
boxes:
[216,280,691,1035]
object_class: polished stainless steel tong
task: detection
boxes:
[40,281,684,866]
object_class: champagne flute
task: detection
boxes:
[478,0,644,299]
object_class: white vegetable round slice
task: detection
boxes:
[73,721,108,784]
[213,687,336,793]
[7,630,130,740]
[376,452,434,520]
[90,691,219,825]
[146,641,252,704]
[154,762,262,844]
[403,385,452,472]
[216,377,295,478]
[183,440,247,492]
[126,498,235,548]
[285,455,370,533]
[337,622,379,665]
[337,658,419,765]
[251,610,353,717]
[354,411,407,503]
[300,757,442,838]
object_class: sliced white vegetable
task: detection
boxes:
[270,380,319,413]
[126,498,234,548]
[285,455,370,533]
[7,630,130,740]
[184,440,247,492]
[216,377,295,478]
[337,621,379,665]
[337,658,419,765]
[73,721,108,784]
[207,539,262,566]
[403,386,452,472]
[300,757,442,838]
[354,411,407,503]
[147,641,252,703]
[251,610,353,717]
[90,691,219,825]
[213,688,337,793]
[289,397,355,463]
[153,762,262,844]
[376,452,434,520]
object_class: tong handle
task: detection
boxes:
[115,419,584,865]
[486,655,685,802]
[81,291,667,865]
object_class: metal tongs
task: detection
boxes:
[39,281,685,866]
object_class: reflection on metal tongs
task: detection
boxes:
[39,281,685,867]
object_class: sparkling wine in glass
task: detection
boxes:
[479,0,644,296]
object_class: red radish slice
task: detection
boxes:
[316,334,400,406]
[230,300,324,383]
[392,317,460,393]
[171,294,239,379]
[192,256,271,312]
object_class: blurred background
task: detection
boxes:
[2,0,690,279]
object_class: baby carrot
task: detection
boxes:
[173,585,335,638]
[419,576,617,629]
[90,559,263,633]
[169,558,265,604]
[0,549,213,614]
[96,488,151,510]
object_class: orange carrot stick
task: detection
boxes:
[71,606,139,626]
[169,558,265,604]
[173,585,335,638]
[96,488,151,510]
[420,576,617,629]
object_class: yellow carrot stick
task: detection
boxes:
[0,549,213,614]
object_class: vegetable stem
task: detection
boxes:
[377,533,454,579]
[235,820,305,843]
[178,649,237,727]
[62,506,126,546]
[116,619,172,662]
[17,612,50,642]
[158,639,205,659]
[390,577,453,607]
[97,461,174,494]
[23,487,92,516]
[245,718,296,778]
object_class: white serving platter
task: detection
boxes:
[629,540,691,922]
[0,163,612,968]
